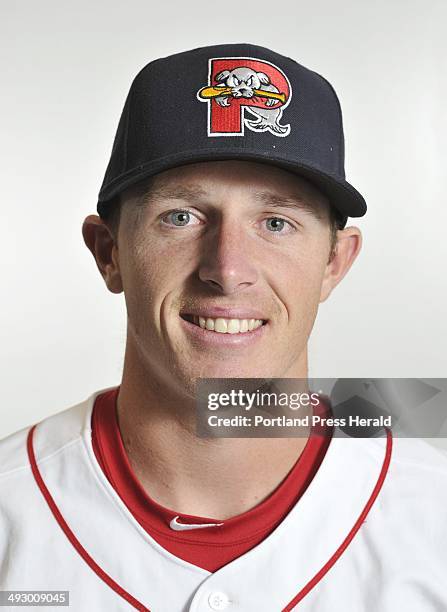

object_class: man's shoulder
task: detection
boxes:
[369,435,447,507]
[390,436,447,473]
[337,433,447,508]
[361,431,447,468]
[0,389,107,482]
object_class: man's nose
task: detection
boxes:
[198,221,259,294]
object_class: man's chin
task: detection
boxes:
[183,362,277,382]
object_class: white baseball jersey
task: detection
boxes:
[1,388,447,611]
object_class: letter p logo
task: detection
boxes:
[197,56,292,137]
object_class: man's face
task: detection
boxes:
[100,161,358,398]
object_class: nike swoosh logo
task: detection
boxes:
[169,515,224,531]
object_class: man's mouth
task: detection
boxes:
[180,314,267,335]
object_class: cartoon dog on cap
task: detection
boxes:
[198,65,290,136]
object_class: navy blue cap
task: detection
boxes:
[97,43,366,224]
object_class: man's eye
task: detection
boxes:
[162,210,199,227]
[265,217,294,233]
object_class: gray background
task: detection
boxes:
[1,0,446,440]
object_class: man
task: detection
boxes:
[1,43,446,611]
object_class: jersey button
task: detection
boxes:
[208,591,231,610]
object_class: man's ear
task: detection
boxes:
[82,215,123,294]
[319,226,362,303]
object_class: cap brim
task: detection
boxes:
[97,149,367,223]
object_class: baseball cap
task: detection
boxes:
[97,43,367,225]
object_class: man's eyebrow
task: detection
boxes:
[252,190,324,217]
[136,184,323,217]
[138,185,208,204]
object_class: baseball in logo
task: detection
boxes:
[197,57,292,137]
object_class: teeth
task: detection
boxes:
[227,319,240,334]
[188,316,264,334]
[214,318,228,333]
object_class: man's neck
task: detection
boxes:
[116,342,310,520]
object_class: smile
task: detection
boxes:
[181,314,266,334]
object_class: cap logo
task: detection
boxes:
[197,56,292,138]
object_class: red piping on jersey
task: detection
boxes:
[27,423,392,611]
[26,425,151,612]
[282,428,393,611]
